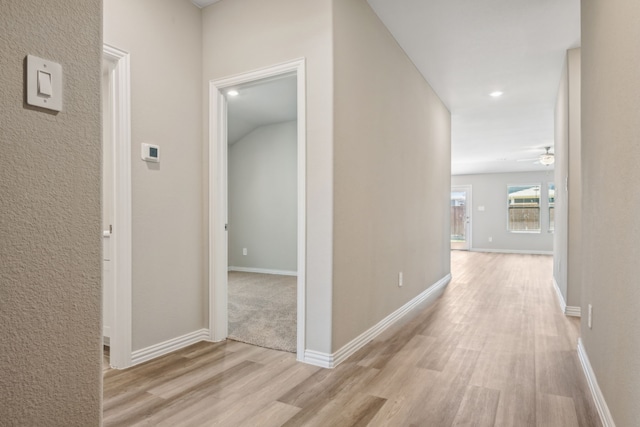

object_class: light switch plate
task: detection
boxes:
[26,55,63,112]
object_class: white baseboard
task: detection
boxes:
[303,273,452,369]
[577,338,616,427]
[552,276,567,313]
[552,277,581,317]
[471,248,553,255]
[303,350,333,368]
[565,306,581,317]
[228,266,297,276]
[131,328,209,367]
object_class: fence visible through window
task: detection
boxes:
[507,184,541,232]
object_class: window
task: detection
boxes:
[507,184,541,232]
[548,182,555,232]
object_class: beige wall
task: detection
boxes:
[332,0,451,350]
[202,0,335,353]
[0,0,102,424]
[553,48,581,307]
[104,0,205,350]
[582,1,640,425]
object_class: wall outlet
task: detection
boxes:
[588,304,593,329]
[398,272,403,287]
[242,248,247,256]
[488,236,492,242]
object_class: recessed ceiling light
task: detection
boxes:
[490,91,503,98]
[227,90,239,97]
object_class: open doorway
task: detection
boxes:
[209,59,306,360]
[226,76,298,352]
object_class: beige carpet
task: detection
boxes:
[227,271,297,353]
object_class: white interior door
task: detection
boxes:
[451,186,472,250]
[102,61,115,342]
[102,44,133,368]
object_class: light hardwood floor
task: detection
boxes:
[103,251,601,426]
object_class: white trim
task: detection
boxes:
[295,60,307,363]
[470,248,553,255]
[303,350,333,368]
[553,276,567,312]
[553,277,581,317]
[303,274,451,369]
[565,306,581,317]
[228,266,297,276]
[209,79,228,343]
[577,339,616,427]
[131,329,209,366]
[102,44,132,370]
[209,58,307,362]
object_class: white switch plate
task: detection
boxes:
[588,304,593,329]
[242,248,247,256]
[27,55,63,112]
[398,272,403,287]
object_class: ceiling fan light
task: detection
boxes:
[539,154,555,166]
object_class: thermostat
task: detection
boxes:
[141,143,160,163]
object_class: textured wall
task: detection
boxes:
[202,0,334,353]
[452,171,555,254]
[581,0,640,425]
[104,0,205,350]
[228,122,298,272]
[332,0,451,350]
[0,0,102,425]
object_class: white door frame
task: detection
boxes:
[103,44,133,369]
[208,58,307,361]
[451,185,472,251]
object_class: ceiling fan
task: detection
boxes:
[517,146,555,166]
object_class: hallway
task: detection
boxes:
[103,252,600,426]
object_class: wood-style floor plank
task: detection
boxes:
[451,385,501,427]
[103,251,601,426]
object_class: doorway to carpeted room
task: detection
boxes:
[227,271,297,353]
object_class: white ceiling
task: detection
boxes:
[196,0,580,175]
[226,75,297,145]
[191,0,220,8]
[367,0,580,175]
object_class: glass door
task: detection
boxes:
[451,186,471,250]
